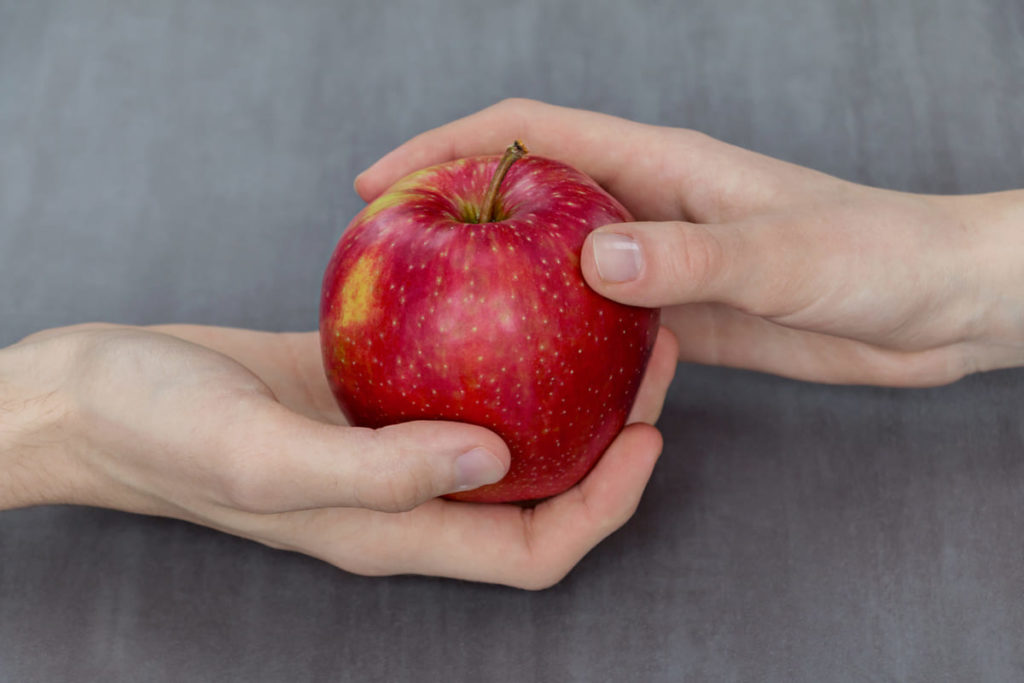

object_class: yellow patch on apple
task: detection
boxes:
[340,254,381,327]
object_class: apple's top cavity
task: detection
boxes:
[470,140,528,224]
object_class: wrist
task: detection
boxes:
[0,341,77,509]
[938,190,1024,370]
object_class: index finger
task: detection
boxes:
[356,98,854,225]
[353,98,674,217]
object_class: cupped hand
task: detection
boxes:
[2,322,677,589]
[358,98,1024,386]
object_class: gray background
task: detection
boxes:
[1,0,1023,681]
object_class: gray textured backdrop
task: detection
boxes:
[2,1,1023,681]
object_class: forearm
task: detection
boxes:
[0,343,75,510]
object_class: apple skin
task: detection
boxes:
[320,152,659,502]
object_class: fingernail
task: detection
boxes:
[593,232,643,283]
[453,447,506,491]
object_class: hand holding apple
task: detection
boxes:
[0,322,677,588]
[358,98,1024,386]
[321,142,660,501]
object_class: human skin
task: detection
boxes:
[5,98,1022,589]
[0,323,678,589]
[357,98,1024,387]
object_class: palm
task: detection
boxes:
[149,323,678,588]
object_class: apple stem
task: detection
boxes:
[478,140,528,223]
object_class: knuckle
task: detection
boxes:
[937,346,975,386]
[514,564,571,591]
[495,96,535,112]
[506,527,577,590]
[354,464,433,513]
[348,427,448,512]
[342,560,394,578]
[17,322,124,346]
[674,126,711,148]
[663,222,726,296]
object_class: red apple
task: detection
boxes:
[320,142,659,502]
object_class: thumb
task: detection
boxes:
[581,220,770,310]
[354,420,512,510]
[228,405,510,513]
